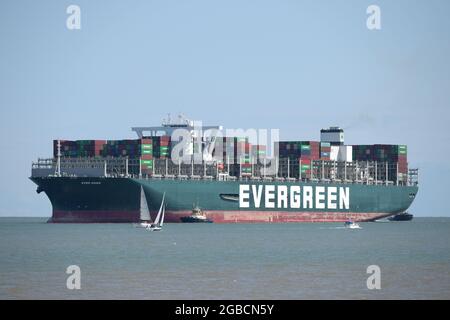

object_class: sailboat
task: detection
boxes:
[147,193,165,231]
[134,186,153,228]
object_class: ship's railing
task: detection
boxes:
[32,158,55,169]
[408,168,419,186]
[32,157,419,186]
[146,158,414,186]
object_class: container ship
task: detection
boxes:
[30,116,419,223]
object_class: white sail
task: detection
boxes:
[140,186,151,222]
[159,205,165,227]
[153,193,165,226]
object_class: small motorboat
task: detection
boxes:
[180,206,213,223]
[344,220,361,229]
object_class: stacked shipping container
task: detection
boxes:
[352,145,407,168]
[152,136,171,160]
[300,142,320,179]
[276,141,320,159]
[54,137,171,175]
[330,145,353,162]
[213,137,250,164]
[53,140,106,158]
[210,137,252,176]
[140,138,153,175]
[275,141,320,179]
[352,144,408,181]
[251,145,267,159]
[320,142,331,160]
[237,139,252,176]
[53,137,408,181]
[101,140,142,158]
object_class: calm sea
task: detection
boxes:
[0,217,449,300]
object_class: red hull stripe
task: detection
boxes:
[52,210,140,223]
[52,210,388,223]
[167,211,386,223]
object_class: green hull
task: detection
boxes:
[31,177,418,223]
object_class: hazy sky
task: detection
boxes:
[0,0,449,216]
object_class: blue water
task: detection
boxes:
[0,218,449,299]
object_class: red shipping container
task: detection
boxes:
[299,158,311,163]
[236,142,251,152]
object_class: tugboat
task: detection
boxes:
[180,206,213,223]
[388,212,414,221]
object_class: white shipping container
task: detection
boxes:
[337,146,353,162]
[330,146,340,161]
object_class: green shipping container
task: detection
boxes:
[301,165,311,172]
[301,144,311,151]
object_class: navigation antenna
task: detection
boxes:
[56,140,61,177]
[178,113,193,126]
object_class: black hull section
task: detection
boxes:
[31,177,141,223]
[388,213,414,221]
[180,216,213,223]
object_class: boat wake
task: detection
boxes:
[319,226,363,230]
